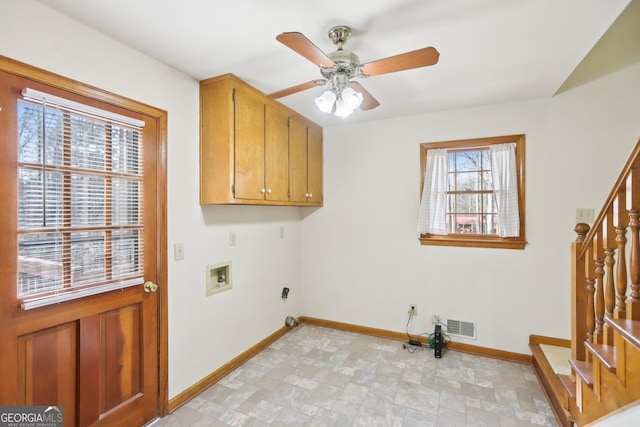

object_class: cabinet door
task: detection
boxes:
[234,85,265,200]
[307,126,323,205]
[264,105,289,201]
[288,117,308,203]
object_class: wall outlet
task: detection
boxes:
[409,304,418,316]
[576,208,594,223]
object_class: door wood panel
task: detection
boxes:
[18,322,77,418]
[264,104,289,201]
[101,305,142,413]
[288,118,308,203]
[234,84,266,200]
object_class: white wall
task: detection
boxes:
[2,0,639,402]
[299,62,640,355]
[0,1,302,399]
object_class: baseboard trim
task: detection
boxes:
[167,325,290,413]
[298,316,532,364]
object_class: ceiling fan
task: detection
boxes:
[267,25,440,117]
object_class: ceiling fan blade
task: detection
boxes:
[266,80,325,99]
[351,82,380,111]
[276,32,335,67]
[360,47,440,76]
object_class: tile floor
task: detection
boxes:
[154,324,558,426]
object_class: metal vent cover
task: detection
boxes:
[446,318,476,339]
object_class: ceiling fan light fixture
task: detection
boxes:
[341,87,363,110]
[315,90,336,113]
[333,97,354,118]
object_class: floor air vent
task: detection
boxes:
[446,318,476,339]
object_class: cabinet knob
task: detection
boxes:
[261,188,266,194]
[304,193,309,197]
[308,193,313,198]
[267,188,272,194]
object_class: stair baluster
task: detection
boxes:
[627,209,640,319]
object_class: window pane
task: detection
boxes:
[455,193,481,214]
[456,171,480,191]
[112,126,141,174]
[18,170,64,229]
[71,231,105,286]
[481,171,493,191]
[71,174,105,226]
[18,102,64,166]
[112,178,140,226]
[455,214,481,233]
[112,229,142,278]
[18,233,64,296]
[455,151,480,172]
[71,115,106,170]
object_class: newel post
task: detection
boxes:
[572,223,590,361]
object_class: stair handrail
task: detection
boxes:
[578,138,640,259]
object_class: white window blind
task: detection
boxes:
[17,88,145,308]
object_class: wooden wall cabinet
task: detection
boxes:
[200,74,323,206]
[289,118,323,205]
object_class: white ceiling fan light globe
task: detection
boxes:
[342,87,363,110]
[315,90,336,114]
[333,98,354,118]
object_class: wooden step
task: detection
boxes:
[529,337,573,427]
[569,359,594,387]
[558,374,576,400]
[605,316,640,351]
[585,342,617,373]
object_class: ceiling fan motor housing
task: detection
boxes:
[323,50,360,81]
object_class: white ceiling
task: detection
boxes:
[37,0,631,127]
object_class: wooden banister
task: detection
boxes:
[567,137,640,425]
[578,139,640,259]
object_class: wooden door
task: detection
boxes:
[234,85,265,200]
[0,65,165,427]
[264,104,289,202]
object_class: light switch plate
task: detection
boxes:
[174,243,184,260]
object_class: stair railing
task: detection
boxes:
[572,137,640,363]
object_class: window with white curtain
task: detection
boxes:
[417,135,526,250]
[17,88,146,304]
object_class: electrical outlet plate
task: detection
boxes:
[409,304,417,315]
[576,208,594,223]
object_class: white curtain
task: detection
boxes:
[490,142,520,237]
[417,148,448,234]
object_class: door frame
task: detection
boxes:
[0,55,169,416]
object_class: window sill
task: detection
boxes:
[419,234,527,250]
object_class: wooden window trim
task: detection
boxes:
[419,134,527,250]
